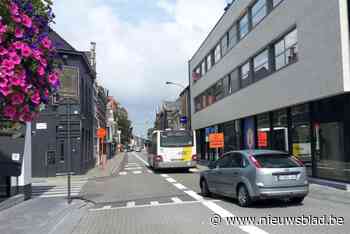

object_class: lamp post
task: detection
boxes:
[165,81,186,89]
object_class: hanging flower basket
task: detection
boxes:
[0,0,60,123]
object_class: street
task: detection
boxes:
[70,152,350,234]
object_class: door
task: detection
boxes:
[46,150,56,177]
[211,155,233,194]
[220,153,243,196]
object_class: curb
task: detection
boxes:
[0,194,25,212]
[309,177,350,191]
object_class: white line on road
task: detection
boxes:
[119,172,127,175]
[161,174,169,178]
[171,197,182,203]
[166,178,177,183]
[173,183,187,190]
[150,201,159,205]
[132,171,142,174]
[147,169,153,174]
[132,152,149,166]
[102,206,112,210]
[124,167,143,170]
[126,201,135,207]
[183,190,204,201]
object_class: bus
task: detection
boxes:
[148,129,197,170]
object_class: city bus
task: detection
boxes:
[148,129,197,170]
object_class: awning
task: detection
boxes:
[0,153,21,177]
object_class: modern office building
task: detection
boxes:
[189,0,350,183]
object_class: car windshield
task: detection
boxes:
[254,154,300,168]
[160,131,193,147]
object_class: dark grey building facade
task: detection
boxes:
[31,30,96,177]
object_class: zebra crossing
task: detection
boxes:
[118,162,153,176]
[31,177,88,198]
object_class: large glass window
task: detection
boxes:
[201,60,206,76]
[212,80,224,101]
[274,29,298,70]
[240,61,251,88]
[214,44,221,64]
[206,53,213,71]
[223,120,241,152]
[252,0,267,27]
[221,33,229,56]
[222,75,231,96]
[239,13,249,39]
[253,49,269,80]
[195,96,202,112]
[272,109,288,151]
[291,104,311,175]
[230,69,240,93]
[257,113,271,149]
[228,24,238,48]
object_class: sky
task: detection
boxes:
[52,0,228,137]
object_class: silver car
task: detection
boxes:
[200,150,309,207]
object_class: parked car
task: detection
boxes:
[135,146,142,152]
[199,150,309,207]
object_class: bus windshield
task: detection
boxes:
[160,131,193,147]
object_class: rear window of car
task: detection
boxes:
[254,154,300,168]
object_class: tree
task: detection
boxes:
[116,107,132,145]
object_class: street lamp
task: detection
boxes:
[165,81,186,89]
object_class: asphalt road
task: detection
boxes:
[73,152,350,234]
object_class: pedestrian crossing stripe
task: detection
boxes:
[31,179,87,198]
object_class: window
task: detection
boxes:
[252,0,267,27]
[239,13,249,39]
[201,60,206,76]
[257,113,271,149]
[60,141,64,162]
[195,96,202,112]
[217,155,232,168]
[221,33,229,56]
[206,53,213,71]
[230,69,240,93]
[240,61,251,88]
[231,153,244,168]
[274,29,298,70]
[253,154,300,168]
[193,67,201,82]
[273,0,283,7]
[222,75,231,96]
[272,108,288,151]
[213,80,224,101]
[228,24,238,48]
[253,49,269,80]
[214,44,221,64]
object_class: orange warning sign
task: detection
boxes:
[209,133,224,149]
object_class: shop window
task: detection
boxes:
[252,0,267,27]
[291,104,311,175]
[214,43,221,64]
[274,28,298,70]
[257,113,271,149]
[253,49,269,80]
[223,121,241,152]
[228,24,238,48]
[221,33,229,56]
[240,61,251,88]
[272,109,288,151]
[238,13,249,39]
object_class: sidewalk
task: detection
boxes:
[85,152,126,179]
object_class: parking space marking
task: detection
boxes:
[161,174,169,178]
[166,178,177,183]
[173,183,187,190]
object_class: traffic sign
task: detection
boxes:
[180,116,187,124]
[209,133,224,149]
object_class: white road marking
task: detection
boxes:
[171,197,182,203]
[184,190,204,201]
[150,201,159,205]
[161,174,169,178]
[166,178,177,183]
[202,200,233,218]
[124,167,143,170]
[126,201,135,207]
[240,226,269,234]
[132,152,149,166]
[132,171,142,174]
[173,183,187,190]
[119,172,127,175]
[147,169,153,173]
[90,200,204,211]
[102,206,112,210]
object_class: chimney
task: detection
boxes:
[90,42,97,71]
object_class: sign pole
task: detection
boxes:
[67,100,71,204]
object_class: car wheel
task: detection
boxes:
[200,179,211,197]
[291,196,305,204]
[237,185,252,207]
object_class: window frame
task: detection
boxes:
[251,0,267,27]
[274,28,298,71]
[253,48,270,80]
[238,13,250,40]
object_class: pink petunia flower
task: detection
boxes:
[11,54,21,65]
[32,49,42,60]
[1,59,15,70]
[37,66,45,76]
[3,106,17,119]
[41,37,52,49]
[11,15,21,23]
[0,86,11,97]
[21,44,32,57]
[0,77,8,88]
[13,41,24,50]
[0,22,7,34]
[11,92,25,105]
[31,91,41,105]
[0,47,8,56]
[15,27,24,38]
[48,72,59,85]
[40,58,47,67]
[10,3,19,16]
[21,14,32,28]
